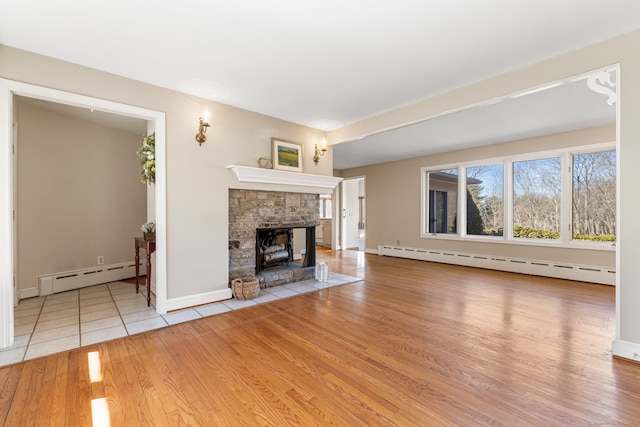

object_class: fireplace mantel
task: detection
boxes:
[227,165,342,192]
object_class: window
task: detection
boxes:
[512,157,561,240]
[426,169,458,234]
[572,150,616,241]
[319,197,332,219]
[421,144,616,246]
[466,165,503,236]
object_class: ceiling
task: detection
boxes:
[16,96,149,136]
[333,72,617,169]
[1,1,636,168]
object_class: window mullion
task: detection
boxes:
[505,161,514,241]
[459,166,466,237]
[561,152,571,244]
[421,167,428,236]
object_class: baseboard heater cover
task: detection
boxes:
[37,261,147,296]
[378,245,615,286]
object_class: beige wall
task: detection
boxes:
[16,100,147,291]
[340,125,615,267]
[0,44,331,302]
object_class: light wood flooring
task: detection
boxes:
[1,272,358,367]
[1,249,639,426]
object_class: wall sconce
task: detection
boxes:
[195,111,211,145]
[313,137,328,164]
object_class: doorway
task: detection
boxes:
[0,79,167,348]
[341,177,365,251]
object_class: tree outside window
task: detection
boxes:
[423,146,616,244]
[512,157,561,239]
[572,151,616,241]
[466,165,503,236]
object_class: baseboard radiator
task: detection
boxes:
[37,261,146,296]
[378,245,615,286]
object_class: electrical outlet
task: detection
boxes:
[97,256,104,265]
[396,240,400,246]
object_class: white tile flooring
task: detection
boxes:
[0,273,361,367]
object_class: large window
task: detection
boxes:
[426,169,458,234]
[319,196,332,219]
[512,157,561,240]
[572,151,616,241]
[422,144,616,246]
[466,165,503,236]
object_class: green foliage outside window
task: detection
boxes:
[472,224,615,242]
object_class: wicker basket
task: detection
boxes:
[231,276,260,300]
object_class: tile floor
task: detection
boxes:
[0,273,361,367]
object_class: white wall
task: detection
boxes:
[344,179,360,249]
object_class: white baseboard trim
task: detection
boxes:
[365,248,379,255]
[165,288,233,312]
[378,244,615,285]
[612,339,640,362]
[19,287,39,300]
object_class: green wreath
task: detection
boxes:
[137,133,155,184]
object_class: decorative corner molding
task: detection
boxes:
[227,165,343,190]
[587,71,617,105]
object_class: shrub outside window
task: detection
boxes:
[512,157,561,240]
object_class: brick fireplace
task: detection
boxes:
[229,189,319,288]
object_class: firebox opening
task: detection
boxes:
[255,226,316,275]
[257,228,293,270]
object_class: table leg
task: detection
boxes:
[135,242,140,293]
[146,250,152,307]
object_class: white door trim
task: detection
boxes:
[339,176,366,252]
[0,79,168,348]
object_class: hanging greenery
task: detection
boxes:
[137,133,155,184]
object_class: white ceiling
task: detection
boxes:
[333,73,617,169]
[1,1,636,168]
[16,96,148,136]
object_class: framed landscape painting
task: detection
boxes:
[271,138,303,172]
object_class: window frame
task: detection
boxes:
[424,167,460,235]
[319,196,332,219]
[567,147,617,247]
[421,142,615,251]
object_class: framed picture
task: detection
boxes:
[271,138,303,172]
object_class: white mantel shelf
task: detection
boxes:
[228,165,343,191]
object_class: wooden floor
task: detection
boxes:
[1,250,639,426]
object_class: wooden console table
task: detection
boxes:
[134,236,156,307]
